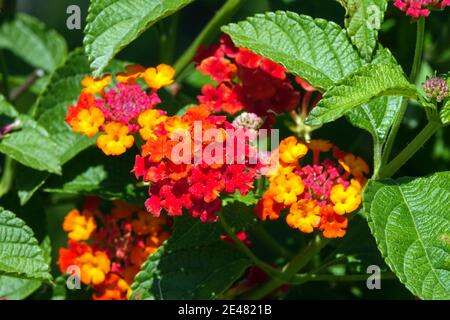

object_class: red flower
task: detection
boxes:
[197,56,237,82]
[57,240,92,272]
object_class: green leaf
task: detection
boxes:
[0,237,51,300]
[222,11,363,90]
[44,148,146,204]
[0,128,62,174]
[364,172,450,300]
[0,208,51,281]
[130,216,251,300]
[307,64,417,126]
[346,96,403,143]
[338,0,387,61]
[440,100,450,125]
[0,14,67,72]
[0,96,18,118]
[16,50,127,204]
[84,0,194,76]
[346,47,404,144]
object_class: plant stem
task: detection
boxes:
[241,236,329,300]
[299,272,397,282]
[251,224,295,259]
[218,211,291,282]
[372,141,382,179]
[0,156,15,197]
[381,18,425,168]
[0,50,10,99]
[9,69,44,102]
[173,0,244,78]
[158,14,179,63]
[379,120,441,179]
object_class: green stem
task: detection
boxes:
[158,14,179,63]
[381,18,425,168]
[299,272,397,282]
[379,120,441,179]
[0,50,10,99]
[251,224,295,259]
[241,236,329,300]
[372,141,382,179]
[173,0,245,78]
[218,211,290,282]
[0,156,15,197]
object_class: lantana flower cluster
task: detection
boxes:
[394,0,450,18]
[255,137,368,239]
[65,64,175,156]
[133,104,263,223]
[57,199,170,300]
[195,35,300,124]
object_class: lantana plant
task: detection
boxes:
[0,0,449,302]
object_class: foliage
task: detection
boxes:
[0,0,449,301]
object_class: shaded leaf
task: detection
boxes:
[0,209,51,281]
[364,173,450,299]
[223,11,363,90]
[0,128,62,174]
[84,0,194,76]
[338,0,387,61]
[130,216,251,300]
[0,14,67,72]
[307,64,416,126]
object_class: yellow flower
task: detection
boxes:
[143,64,175,90]
[338,154,369,178]
[286,199,321,233]
[96,122,134,156]
[62,209,96,241]
[116,64,146,84]
[81,75,112,95]
[308,139,332,152]
[138,109,167,140]
[163,116,191,138]
[330,179,362,215]
[279,136,308,165]
[265,163,296,181]
[77,251,111,285]
[270,172,304,206]
[68,107,105,138]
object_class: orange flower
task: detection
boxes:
[96,122,134,156]
[81,75,111,95]
[143,64,175,90]
[77,251,111,285]
[57,240,92,273]
[110,201,137,220]
[269,172,304,206]
[319,206,348,239]
[164,116,191,137]
[62,209,96,241]
[66,106,105,138]
[254,190,283,221]
[338,154,369,178]
[116,64,146,84]
[308,139,332,152]
[131,211,167,236]
[286,199,321,233]
[279,136,308,165]
[330,179,362,215]
[138,109,167,140]
[141,135,174,162]
[93,274,130,300]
